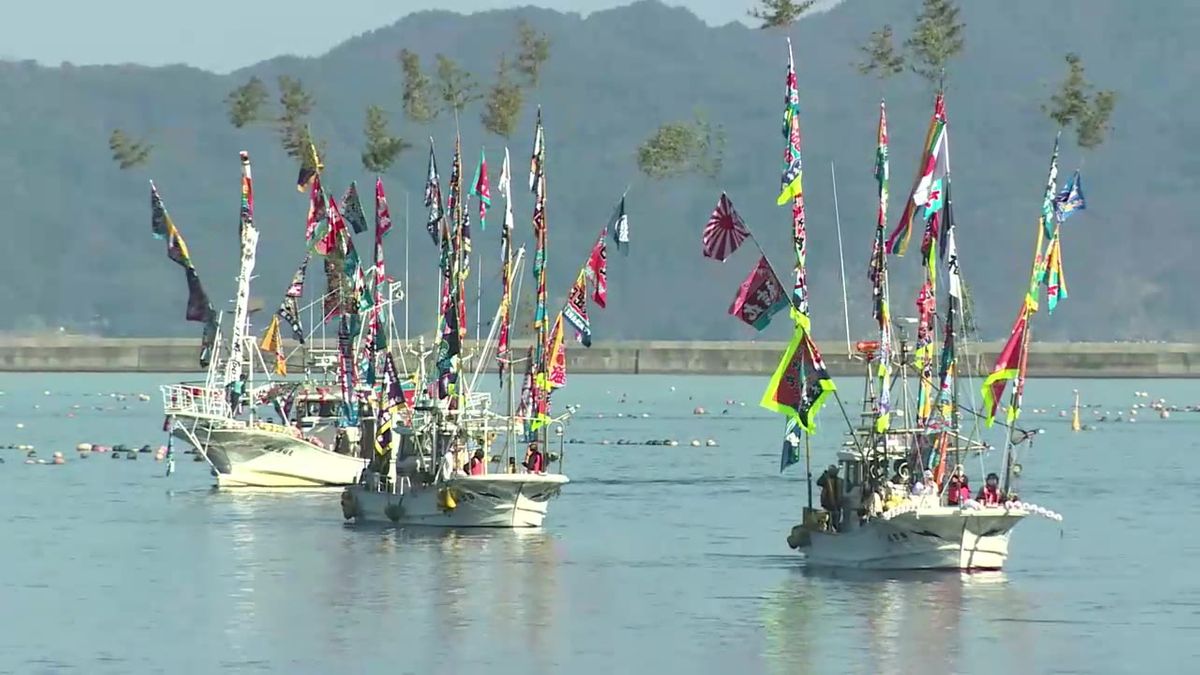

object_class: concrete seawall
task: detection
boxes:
[0,337,1198,377]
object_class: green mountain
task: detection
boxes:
[0,0,1187,342]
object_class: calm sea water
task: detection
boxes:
[1,372,1198,674]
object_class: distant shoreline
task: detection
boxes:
[0,337,1196,377]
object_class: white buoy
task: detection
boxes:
[15,423,23,429]
[668,440,679,447]
[1161,410,1170,419]
[690,439,701,447]
[43,390,50,396]
[706,439,718,447]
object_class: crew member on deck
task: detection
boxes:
[946,465,970,506]
[524,442,545,474]
[977,472,1003,505]
[817,464,844,532]
[468,449,486,476]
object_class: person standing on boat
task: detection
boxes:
[977,473,1003,505]
[946,466,970,506]
[468,449,486,476]
[523,442,545,474]
[817,464,843,532]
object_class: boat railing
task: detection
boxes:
[161,384,232,419]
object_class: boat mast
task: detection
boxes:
[223,151,259,413]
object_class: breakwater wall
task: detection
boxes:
[0,337,1197,377]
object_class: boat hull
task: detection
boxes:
[173,422,367,488]
[343,474,569,528]
[794,506,1027,571]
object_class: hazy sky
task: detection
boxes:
[5,0,839,73]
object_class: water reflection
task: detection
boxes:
[763,567,1030,675]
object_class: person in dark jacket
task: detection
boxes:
[816,464,844,531]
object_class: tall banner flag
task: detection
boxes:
[869,100,893,432]
[424,138,444,245]
[729,255,788,331]
[779,39,810,318]
[150,180,217,366]
[888,93,946,256]
[777,39,804,207]
[497,147,514,382]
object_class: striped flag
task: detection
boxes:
[702,193,750,262]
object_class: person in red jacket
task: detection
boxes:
[946,465,970,506]
[977,472,1003,505]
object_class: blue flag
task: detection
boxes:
[1054,171,1086,222]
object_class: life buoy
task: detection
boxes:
[340,489,357,520]
[893,458,910,482]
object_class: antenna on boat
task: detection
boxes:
[831,161,852,360]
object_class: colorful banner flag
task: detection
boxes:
[777,40,804,206]
[728,255,788,331]
[586,233,608,309]
[336,316,358,427]
[868,99,893,433]
[703,192,751,262]
[760,314,836,434]
[150,181,170,240]
[304,174,326,245]
[982,306,1030,426]
[1045,234,1068,314]
[888,93,946,256]
[497,146,514,383]
[562,270,592,347]
[544,313,567,390]
[342,182,368,234]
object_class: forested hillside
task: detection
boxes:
[0,0,1189,341]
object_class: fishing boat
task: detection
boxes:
[158,151,389,488]
[756,63,1070,569]
[343,114,603,527]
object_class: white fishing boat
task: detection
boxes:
[163,383,368,488]
[772,82,1069,571]
[343,123,583,528]
[785,444,1030,571]
[158,151,385,488]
